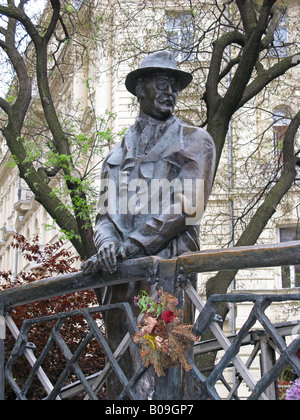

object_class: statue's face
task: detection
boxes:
[139,72,179,120]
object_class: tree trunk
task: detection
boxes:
[197,110,300,373]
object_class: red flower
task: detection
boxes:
[161,310,176,324]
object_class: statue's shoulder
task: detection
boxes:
[103,124,138,170]
[177,120,215,153]
[102,140,124,169]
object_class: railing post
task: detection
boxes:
[0,305,5,400]
[259,334,278,400]
[154,259,194,400]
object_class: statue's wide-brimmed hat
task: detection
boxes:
[125,51,193,96]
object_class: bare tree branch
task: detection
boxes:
[0,4,40,43]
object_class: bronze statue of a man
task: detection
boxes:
[82,51,216,398]
[83,51,216,276]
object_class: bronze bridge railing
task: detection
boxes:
[0,241,300,400]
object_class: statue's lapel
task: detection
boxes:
[141,117,181,163]
[104,117,193,180]
[106,126,137,171]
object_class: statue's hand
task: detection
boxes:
[81,241,126,276]
[97,240,125,274]
[81,254,100,276]
[81,239,144,275]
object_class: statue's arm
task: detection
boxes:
[82,150,126,274]
[93,214,121,249]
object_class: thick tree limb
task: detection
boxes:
[44,0,61,43]
[0,97,10,114]
[219,2,275,120]
[239,55,300,109]
[0,15,32,131]
[206,110,300,299]
[261,4,283,48]
[236,0,257,36]
[205,31,245,118]
[206,0,289,172]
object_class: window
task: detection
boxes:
[269,14,288,57]
[280,227,300,288]
[73,0,84,11]
[272,106,292,161]
[165,12,194,62]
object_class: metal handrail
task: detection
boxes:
[0,256,161,311]
[0,241,299,312]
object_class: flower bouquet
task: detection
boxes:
[285,379,300,400]
[133,290,197,377]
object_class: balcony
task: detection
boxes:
[14,188,33,213]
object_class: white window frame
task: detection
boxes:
[279,226,300,289]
